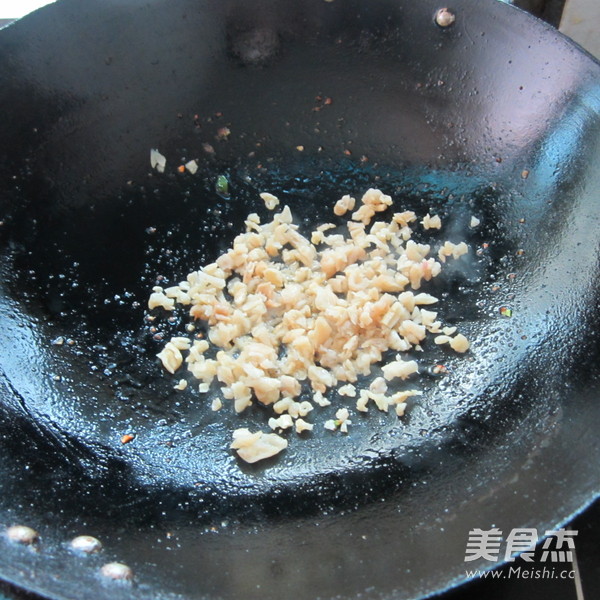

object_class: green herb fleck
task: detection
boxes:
[216,175,229,197]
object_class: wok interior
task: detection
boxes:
[3,156,531,503]
[1,1,600,599]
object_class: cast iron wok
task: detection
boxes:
[0,0,599,598]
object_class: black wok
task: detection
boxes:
[0,0,599,598]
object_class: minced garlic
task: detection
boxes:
[260,192,280,210]
[230,428,288,463]
[150,188,472,463]
[421,213,442,230]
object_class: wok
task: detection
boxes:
[0,0,599,598]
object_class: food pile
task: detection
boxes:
[148,189,470,463]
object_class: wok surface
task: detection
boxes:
[0,0,599,598]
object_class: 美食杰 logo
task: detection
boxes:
[463,528,580,583]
